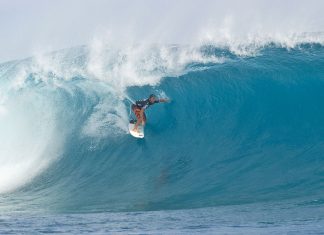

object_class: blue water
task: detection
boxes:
[1,43,324,234]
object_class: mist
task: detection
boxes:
[0,0,323,62]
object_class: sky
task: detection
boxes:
[0,0,323,63]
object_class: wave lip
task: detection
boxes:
[200,31,324,55]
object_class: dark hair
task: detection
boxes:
[149,94,156,99]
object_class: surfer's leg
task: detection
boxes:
[133,107,141,132]
[133,116,143,132]
[132,106,139,121]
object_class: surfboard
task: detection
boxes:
[128,120,144,138]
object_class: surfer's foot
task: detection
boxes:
[132,128,139,133]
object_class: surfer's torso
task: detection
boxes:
[135,99,159,110]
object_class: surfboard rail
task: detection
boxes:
[128,120,144,138]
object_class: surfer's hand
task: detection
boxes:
[161,98,170,103]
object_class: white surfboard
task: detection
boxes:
[128,120,144,138]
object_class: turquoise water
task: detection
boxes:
[0,42,324,233]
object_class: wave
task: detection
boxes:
[0,39,324,212]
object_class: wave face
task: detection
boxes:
[0,41,324,213]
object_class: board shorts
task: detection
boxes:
[132,104,147,122]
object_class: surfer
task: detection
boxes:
[132,94,169,132]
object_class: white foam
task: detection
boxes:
[82,96,129,138]
[198,10,324,56]
[0,91,64,194]
[86,37,224,89]
[0,93,7,116]
[0,106,7,116]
